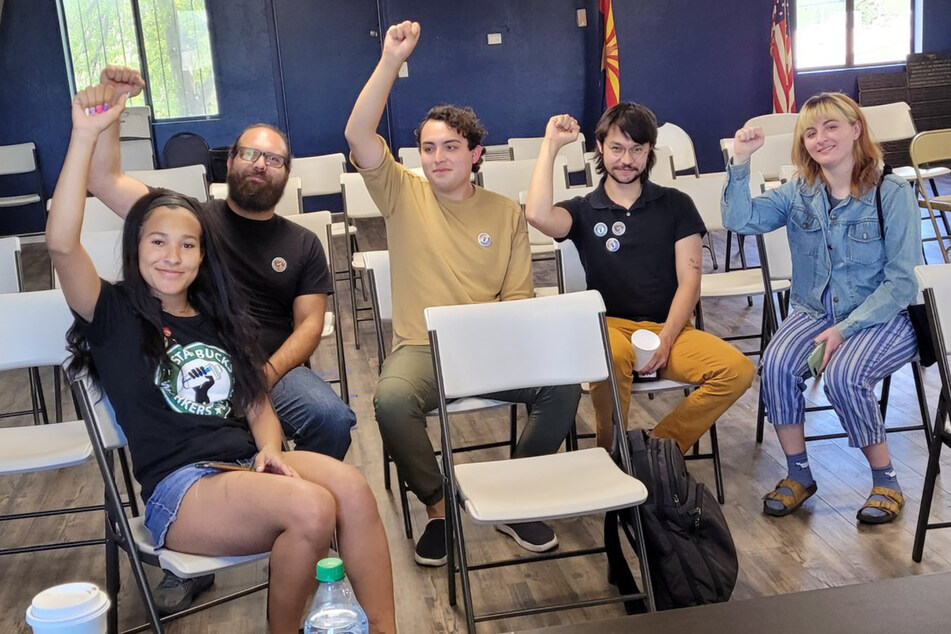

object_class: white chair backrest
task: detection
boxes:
[651,145,677,184]
[778,164,798,183]
[750,133,794,181]
[286,211,333,267]
[289,153,347,197]
[82,230,124,283]
[861,102,917,144]
[128,165,208,202]
[554,238,587,294]
[424,291,609,397]
[761,226,793,281]
[508,136,586,173]
[275,176,303,216]
[0,289,73,371]
[0,142,38,176]
[915,264,951,354]
[656,123,697,173]
[340,173,383,220]
[744,113,799,136]
[119,106,152,139]
[74,374,128,451]
[398,147,421,169]
[517,184,596,248]
[719,137,735,167]
[480,156,568,202]
[669,172,726,231]
[363,250,392,322]
[0,236,22,293]
[48,197,124,234]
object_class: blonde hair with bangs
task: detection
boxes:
[791,92,883,197]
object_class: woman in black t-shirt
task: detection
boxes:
[47,87,395,634]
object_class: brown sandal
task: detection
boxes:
[856,486,905,524]
[763,478,818,517]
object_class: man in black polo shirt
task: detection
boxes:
[84,66,356,614]
[525,103,753,453]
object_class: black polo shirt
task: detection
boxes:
[556,178,705,323]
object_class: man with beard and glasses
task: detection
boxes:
[83,66,356,615]
[525,103,754,455]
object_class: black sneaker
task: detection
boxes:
[152,571,215,615]
[414,518,448,567]
[495,521,558,553]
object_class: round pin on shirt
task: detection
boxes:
[605,237,620,252]
[593,222,608,237]
[477,232,492,247]
[612,221,626,236]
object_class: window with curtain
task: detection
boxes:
[59,0,219,120]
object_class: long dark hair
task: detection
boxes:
[593,102,658,183]
[67,190,267,413]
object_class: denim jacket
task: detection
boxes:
[721,162,921,339]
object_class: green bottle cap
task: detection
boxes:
[316,557,345,582]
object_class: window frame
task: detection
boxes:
[792,0,916,73]
[56,0,221,122]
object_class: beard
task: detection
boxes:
[605,164,641,185]
[227,169,288,213]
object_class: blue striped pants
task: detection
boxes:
[760,301,918,448]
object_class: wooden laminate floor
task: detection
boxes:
[2,188,951,633]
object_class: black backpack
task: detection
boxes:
[605,430,738,612]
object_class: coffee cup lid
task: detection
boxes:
[26,583,110,623]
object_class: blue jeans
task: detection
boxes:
[271,366,355,460]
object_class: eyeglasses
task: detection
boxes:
[607,144,649,159]
[234,146,288,169]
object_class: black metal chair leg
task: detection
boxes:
[710,425,724,504]
[913,396,946,562]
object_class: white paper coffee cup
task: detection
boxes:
[25,583,110,634]
[631,329,660,375]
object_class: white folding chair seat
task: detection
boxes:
[285,211,349,403]
[424,291,654,630]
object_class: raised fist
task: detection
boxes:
[382,21,421,63]
[732,127,766,165]
[545,114,580,150]
[71,84,127,134]
[99,65,145,99]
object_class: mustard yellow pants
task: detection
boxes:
[589,317,755,453]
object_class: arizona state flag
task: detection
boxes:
[600,0,620,109]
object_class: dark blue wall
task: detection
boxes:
[3,0,950,234]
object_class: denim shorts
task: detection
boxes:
[144,458,254,548]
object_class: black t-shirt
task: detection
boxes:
[201,199,333,357]
[557,178,706,323]
[77,282,257,502]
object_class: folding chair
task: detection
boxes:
[507,136,586,175]
[340,172,385,349]
[0,289,100,558]
[518,183,597,264]
[288,153,355,255]
[656,122,698,176]
[909,129,951,264]
[285,211,349,403]
[363,250,517,539]
[397,146,422,169]
[478,156,569,202]
[119,106,155,171]
[861,102,950,195]
[127,165,209,203]
[672,172,788,355]
[162,132,211,172]
[0,142,45,221]
[753,227,932,446]
[744,112,799,136]
[71,374,269,634]
[912,263,951,562]
[426,291,653,631]
[554,239,725,503]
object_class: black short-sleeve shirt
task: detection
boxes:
[557,178,706,323]
[77,282,257,502]
[202,200,333,357]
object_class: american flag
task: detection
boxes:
[600,0,620,109]
[771,0,796,113]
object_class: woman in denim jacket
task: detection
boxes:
[722,93,920,524]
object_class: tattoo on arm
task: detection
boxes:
[689,257,702,272]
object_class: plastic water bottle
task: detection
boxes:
[303,557,369,634]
